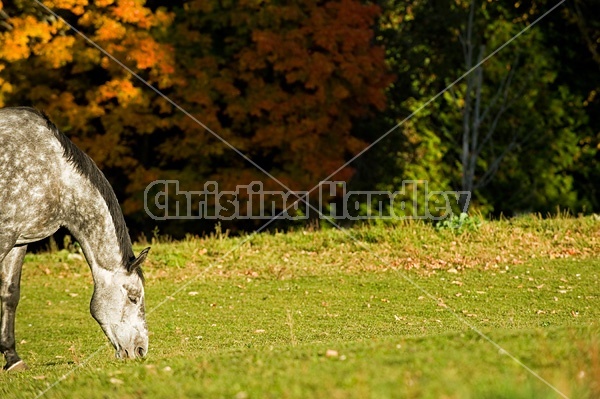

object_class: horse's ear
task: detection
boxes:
[129,247,150,272]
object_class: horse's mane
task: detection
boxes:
[20,107,140,277]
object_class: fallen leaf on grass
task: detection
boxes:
[325,349,339,358]
[234,392,248,399]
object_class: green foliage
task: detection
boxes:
[370,0,595,218]
[435,212,483,233]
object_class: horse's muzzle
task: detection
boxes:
[115,334,148,359]
[116,343,147,359]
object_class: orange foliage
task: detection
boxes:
[46,0,89,15]
[97,78,142,104]
[95,0,115,7]
[0,0,176,220]
[35,36,76,68]
[127,36,174,73]
[167,0,392,197]
[94,16,127,41]
[0,16,55,62]
[111,0,154,28]
[0,0,392,226]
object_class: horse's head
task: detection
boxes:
[90,248,150,359]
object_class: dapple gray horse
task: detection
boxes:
[0,107,149,371]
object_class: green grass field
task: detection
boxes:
[1,216,599,398]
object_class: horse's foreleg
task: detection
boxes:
[0,245,28,371]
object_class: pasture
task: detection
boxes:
[0,216,598,398]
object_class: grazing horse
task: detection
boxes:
[0,107,149,371]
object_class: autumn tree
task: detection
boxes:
[0,0,175,222]
[0,0,392,236]
[160,0,392,195]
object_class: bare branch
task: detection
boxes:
[459,32,468,62]
[466,0,476,68]
[478,53,519,127]
[476,117,539,190]
[460,0,478,192]
[476,104,507,158]
[475,55,521,157]
[0,10,13,31]
[573,0,600,68]
[472,45,485,154]
[475,138,518,189]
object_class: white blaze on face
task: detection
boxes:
[90,267,148,359]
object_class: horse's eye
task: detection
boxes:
[128,296,138,305]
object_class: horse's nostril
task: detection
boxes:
[136,347,146,358]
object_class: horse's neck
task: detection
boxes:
[60,168,126,273]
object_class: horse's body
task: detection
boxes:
[0,107,149,371]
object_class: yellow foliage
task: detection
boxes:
[34,36,76,68]
[0,0,391,218]
[112,0,154,28]
[47,0,89,15]
[97,78,141,105]
[0,16,54,62]
[95,16,127,41]
[0,77,13,108]
[95,0,115,7]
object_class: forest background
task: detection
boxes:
[0,0,599,238]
